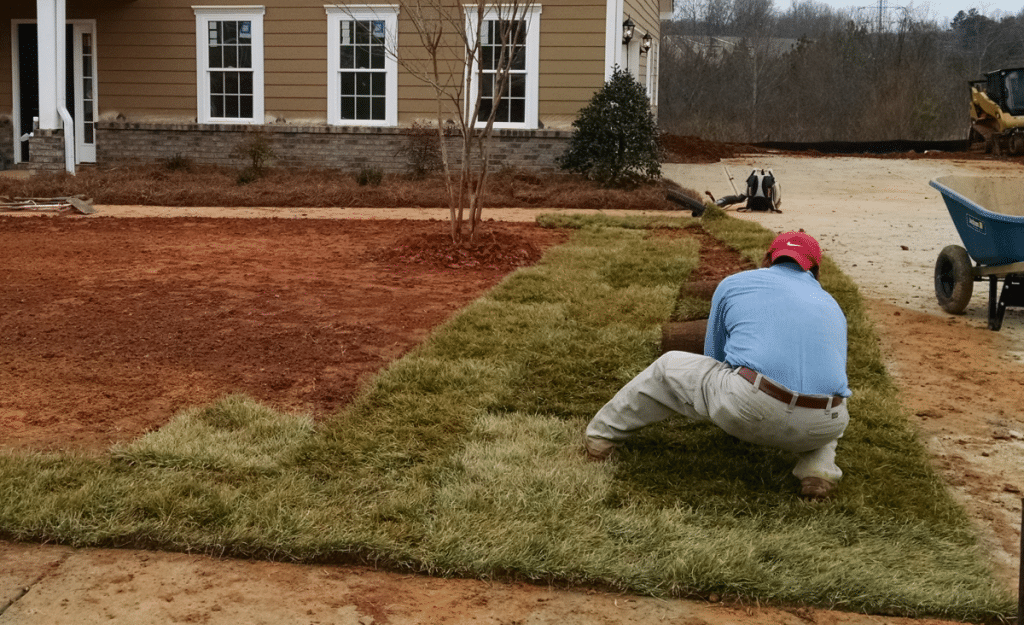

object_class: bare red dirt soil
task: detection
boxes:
[0,216,743,454]
[0,214,750,455]
[0,217,569,452]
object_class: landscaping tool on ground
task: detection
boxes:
[666,188,707,217]
[931,175,1024,330]
[706,167,782,212]
[0,195,95,214]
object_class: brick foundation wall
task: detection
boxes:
[95,122,572,175]
[0,119,15,170]
[27,129,66,172]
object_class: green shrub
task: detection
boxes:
[163,153,194,172]
[398,121,444,179]
[236,166,259,186]
[356,167,384,187]
[232,128,275,183]
[558,66,662,187]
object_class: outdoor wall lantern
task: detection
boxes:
[622,17,635,44]
[640,32,652,54]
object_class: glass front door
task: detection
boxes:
[12,20,97,164]
[72,23,97,162]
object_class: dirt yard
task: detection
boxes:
[0,216,567,452]
[3,151,1024,625]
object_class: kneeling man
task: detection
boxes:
[585,232,850,499]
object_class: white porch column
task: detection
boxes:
[36,0,59,130]
[604,0,626,81]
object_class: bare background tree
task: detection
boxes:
[660,0,1024,142]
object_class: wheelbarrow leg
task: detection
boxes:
[989,276,1024,331]
[989,277,1001,331]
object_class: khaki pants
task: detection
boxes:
[585,351,848,482]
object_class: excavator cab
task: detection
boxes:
[969,68,1024,154]
[983,68,1024,115]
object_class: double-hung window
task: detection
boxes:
[194,6,265,124]
[326,5,399,126]
[466,5,541,129]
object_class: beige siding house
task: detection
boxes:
[3,0,670,174]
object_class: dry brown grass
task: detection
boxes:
[0,162,699,211]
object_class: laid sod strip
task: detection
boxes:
[0,214,1013,622]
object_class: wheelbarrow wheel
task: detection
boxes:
[934,245,974,314]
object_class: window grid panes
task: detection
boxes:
[208,19,254,119]
[338,19,387,121]
[478,19,526,124]
[81,32,95,144]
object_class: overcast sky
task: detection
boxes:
[791,0,1021,26]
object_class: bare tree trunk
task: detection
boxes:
[337,0,533,244]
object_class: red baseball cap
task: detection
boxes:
[767,231,822,271]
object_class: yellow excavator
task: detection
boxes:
[969,67,1024,155]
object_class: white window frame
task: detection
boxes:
[73,21,100,163]
[645,41,658,105]
[325,5,399,127]
[465,4,541,130]
[194,5,265,125]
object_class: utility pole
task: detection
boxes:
[855,0,907,32]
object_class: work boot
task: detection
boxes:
[800,477,835,499]
[584,435,619,461]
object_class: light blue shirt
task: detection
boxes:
[704,263,851,397]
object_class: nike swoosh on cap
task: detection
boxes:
[786,241,802,246]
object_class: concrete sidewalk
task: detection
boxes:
[85,204,675,221]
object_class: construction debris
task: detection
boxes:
[0,195,95,215]
[67,197,96,214]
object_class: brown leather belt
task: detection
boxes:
[736,367,843,410]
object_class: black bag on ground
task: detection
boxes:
[743,169,781,212]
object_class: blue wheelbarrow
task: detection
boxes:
[930,175,1024,330]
